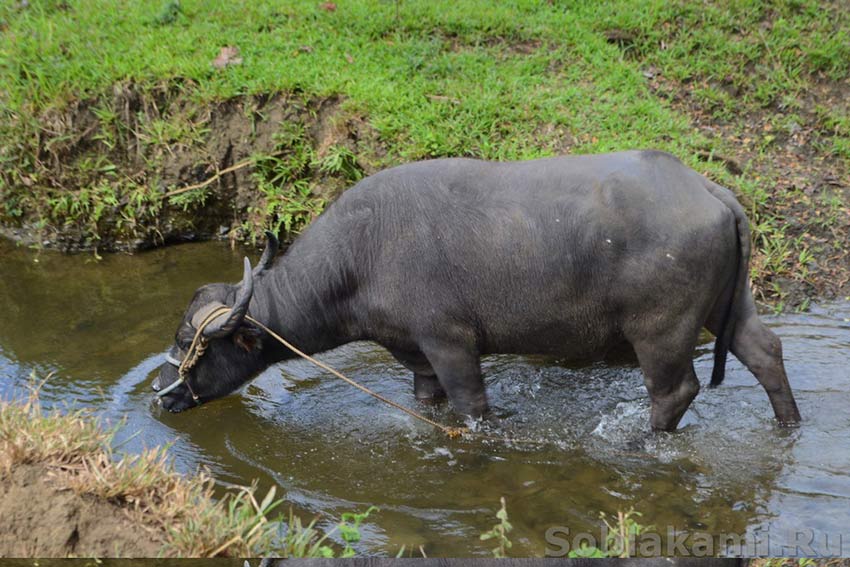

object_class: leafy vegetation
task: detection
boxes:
[567,509,650,558]
[477,498,651,559]
[479,496,513,558]
[0,0,847,305]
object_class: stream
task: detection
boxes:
[1,239,848,556]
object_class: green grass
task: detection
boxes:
[0,1,704,157]
[3,0,844,154]
[597,0,849,107]
[0,0,848,303]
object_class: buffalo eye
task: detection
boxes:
[233,326,262,353]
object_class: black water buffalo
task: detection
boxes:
[153,150,801,431]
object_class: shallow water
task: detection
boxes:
[1,239,849,557]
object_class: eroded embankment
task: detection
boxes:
[0,84,382,252]
[1,81,848,308]
[0,387,284,558]
[0,464,163,557]
[3,81,848,309]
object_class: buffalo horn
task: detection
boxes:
[203,257,254,338]
[253,230,279,277]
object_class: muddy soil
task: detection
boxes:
[0,464,163,557]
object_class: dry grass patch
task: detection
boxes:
[0,378,283,557]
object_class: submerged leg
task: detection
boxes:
[419,339,487,418]
[631,321,702,431]
[637,354,701,431]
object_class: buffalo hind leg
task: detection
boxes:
[633,333,701,432]
[389,349,447,403]
[707,292,801,425]
[419,339,487,418]
[730,306,800,425]
[414,374,447,403]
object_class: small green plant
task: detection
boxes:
[338,506,377,557]
[568,542,609,558]
[317,145,363,183]
[272,506,377,558]
[770,283,787,315]
[480,497,512,558]
[91,104,120,150]
[567,508,649,558]
[277,512,335,558]
[602,508,650,558]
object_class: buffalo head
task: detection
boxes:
[153,233,278,412]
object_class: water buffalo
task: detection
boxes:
[153,150,801,431]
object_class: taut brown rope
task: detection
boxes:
[243,315,469,439]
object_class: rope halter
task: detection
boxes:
[156,254,258,401]
[156,304,234,401]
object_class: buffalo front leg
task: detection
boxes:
[633,336,701,432]
[419,339,488,418]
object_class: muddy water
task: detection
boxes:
[1,239,849,557]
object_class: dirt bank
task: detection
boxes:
[0,389,287,558]
[0,464,162,557]
[0,83,383,253]
[3,80,847,308]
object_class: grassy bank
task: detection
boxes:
[0,0,848,306]
[0,380,374,558]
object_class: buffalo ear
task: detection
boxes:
[233,326,262,353]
